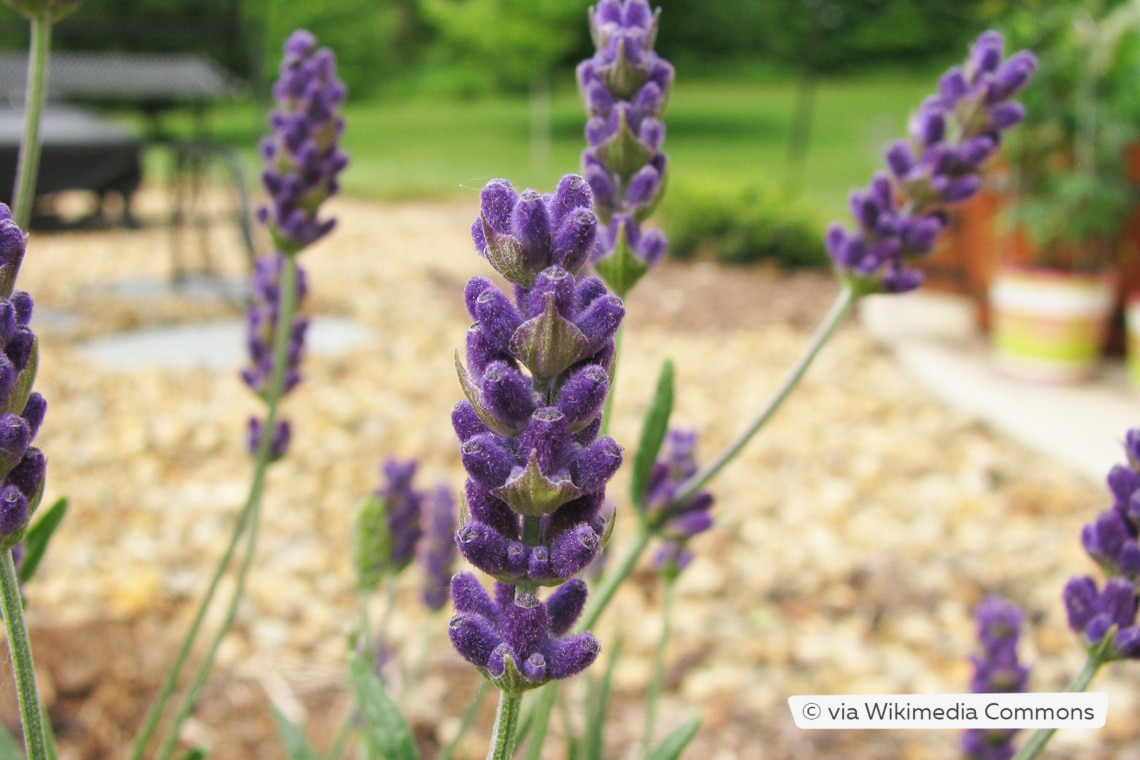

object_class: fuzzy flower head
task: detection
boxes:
[962,596,1029,760]
[353,458,427,591]
[577,0,673,296]
[643,429,714,580]
[0,207,45,549]
[259,29,349,254]
[452,177,624,589]
[448,572,599,695]
[826,31,1036,295]
[1063,429,1140,662]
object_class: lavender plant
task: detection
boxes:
[963,597,1030,760]
[128,29,347,760]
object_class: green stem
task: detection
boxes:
[643,578,675,752]
[0,548,47,760]
[129,254,301,760]
[1011,655,1103,760]
[438,680,490,760]
[669,285,855,508]
[4,12,51,296]
[486,689,522,760]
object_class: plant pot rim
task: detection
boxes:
[994,263,1118,282]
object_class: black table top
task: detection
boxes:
[0,51,241,108]
[0,103,140,147]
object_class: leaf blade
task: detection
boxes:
[630,359,674,513]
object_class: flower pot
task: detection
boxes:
[989,266,1117,383]
[1128,295,1140,389]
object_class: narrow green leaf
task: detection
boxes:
[644,715,701,760]
[178,749,209,760]
[583,635,622,760]
[271,706,319,760]
[19,496,67,585]
[349,655,418,760]
[0,724,24,760]
[630,359,674,513]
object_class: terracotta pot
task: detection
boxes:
[989,265,1117,383]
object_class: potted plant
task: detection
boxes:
[988,0,1140,383]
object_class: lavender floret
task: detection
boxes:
[961,597,1029,760]
[826,31,1036,295]
[448,572,599,695]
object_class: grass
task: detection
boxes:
[128,66,941,230]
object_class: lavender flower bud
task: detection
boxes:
[0,413,30,476]
[6,447,44,511]
[0,485,27,548]
[246,417,291,461]
[420,485,457,611]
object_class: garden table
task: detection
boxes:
[0,103,142,224]
[0,51,255,279]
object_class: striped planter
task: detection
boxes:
[989,266,1116,383]
[1129,296,1140,390]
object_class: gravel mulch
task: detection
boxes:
[2,192,1132,759]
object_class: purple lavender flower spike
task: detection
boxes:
[451,178,627,686]
[578,0,673,295]
[420,484,457,612]
[961,596,1029,760]
[1063,429,1140,662]
[826,31,1035,295]
[377,458,425,573]
[642,429,714,580]
[0,207,46,549]
[259,30,348,255]
[447,572,600,695]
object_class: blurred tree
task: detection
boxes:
[418,0,588,92]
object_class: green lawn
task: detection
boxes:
[141,67,939,230]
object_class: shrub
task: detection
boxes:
[661,186,826,268]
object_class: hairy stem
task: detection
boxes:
[4,12,51,296]
[1011,655,1102,760]
[669,285,855,507]
[486,689,522,760]
[0,548,47,760]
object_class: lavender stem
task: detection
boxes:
[0,547,47,760]
[487,690,523,760]
[8,12,49,241]
[670,285,856,508]
[1011,655,1103,760]
[600,324,623,437]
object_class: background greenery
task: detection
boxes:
[2,0,1082,267]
